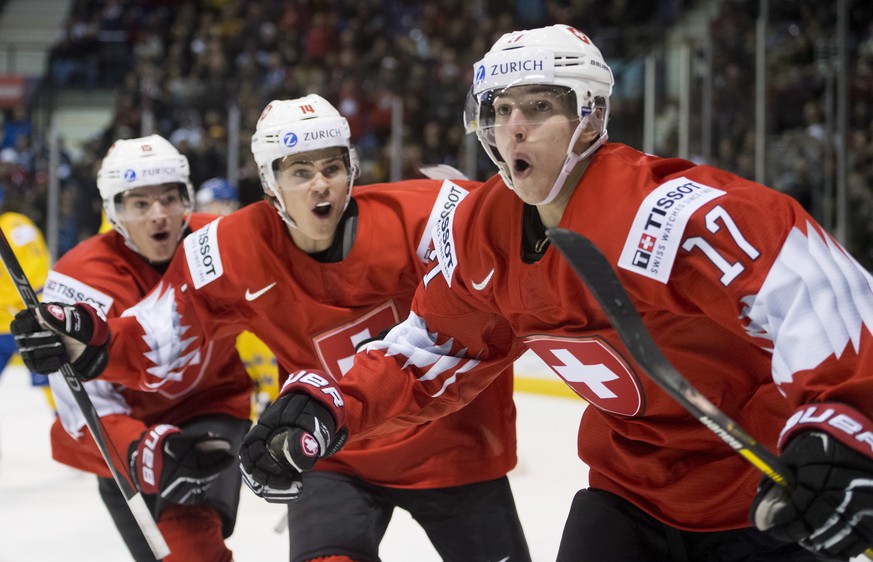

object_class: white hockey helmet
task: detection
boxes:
[464,24,614,205]
[97,134,194,248]
[251,95,360,228]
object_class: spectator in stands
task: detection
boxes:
[0,106,31,151]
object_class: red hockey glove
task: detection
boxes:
[11,302,110,380]
[239,369,348,502]
[128,424,234,505]
[750,404,873,560]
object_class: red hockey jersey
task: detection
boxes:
[44,214,252,478]
[343,143,873,531]
[105,180,518,488]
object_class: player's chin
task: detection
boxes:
[513,182,548,205]
[141,237,177,262]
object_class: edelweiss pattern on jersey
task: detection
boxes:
[741,223,873,385]
[367,311,481,398]
[120,281,200,386]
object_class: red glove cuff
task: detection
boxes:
[132,424,181,495]
[74,302,109,346]
[278,369,347,429]
[779,403,873,460]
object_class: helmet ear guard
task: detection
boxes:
[465,25,614,205]
[96,134,193,252]
[251,95,358,229]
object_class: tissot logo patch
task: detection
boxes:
[417,180,469,263]
[185,219,224,289]
[431,202,458,288]
[312,302,401,378]
[618,177,725,283]
[43,271,114,315]
[525,335,644,416]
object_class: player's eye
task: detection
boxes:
[494,103,512,116]
[321,164,343,178]
[159,194,181,206]
[533,99,552,113]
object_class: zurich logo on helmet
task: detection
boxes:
[475,64,486,84]
[124,169,137,182]
[283,132,298,148]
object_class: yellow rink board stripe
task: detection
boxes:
[514,375,585,401]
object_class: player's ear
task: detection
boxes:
[573,125,600,154]
[263,191,280,205]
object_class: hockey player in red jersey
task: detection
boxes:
[11,135,252,562]
[237,25,873,561]
[17,96,529,561]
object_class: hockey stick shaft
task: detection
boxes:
[0,228,170,559]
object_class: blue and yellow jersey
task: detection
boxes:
[236,330,278,420]
[0,212,50,331]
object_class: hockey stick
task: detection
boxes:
[547,227,873,559]
[274,511,288,534]
[0,228,170,559]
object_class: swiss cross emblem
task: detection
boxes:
[638,233,656,251]
[312,301,401,378]
[525,335,645,416]
[566,27,591,44]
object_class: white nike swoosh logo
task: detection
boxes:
[471,268,495,291]
[245,282,277,301]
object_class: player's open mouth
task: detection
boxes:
[152,231,170,241]
[313,202,332,217]
[513,158,532,177]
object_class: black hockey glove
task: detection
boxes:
[128,424,234,505]
[750,404,873,560]
[10,302,110,380]
[239,369,348,503]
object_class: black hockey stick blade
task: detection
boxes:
[0,227,170,559]
[547,227,792,488]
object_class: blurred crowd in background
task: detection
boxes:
[2,0,873,266]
